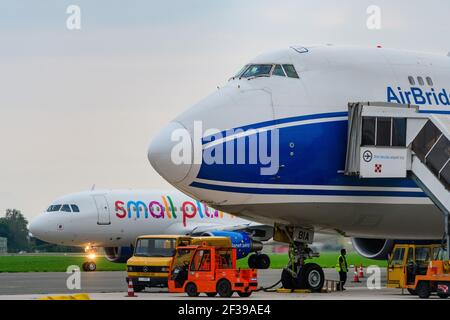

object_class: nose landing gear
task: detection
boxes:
[275,225,325,292]
[82,245,98,272]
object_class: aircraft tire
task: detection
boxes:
[248,254,258,269]
[85,261,96,272]
[256,254,270,269]
[299,263,324,292]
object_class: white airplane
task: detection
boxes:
[148,45,450,290]
[30,189,273,270]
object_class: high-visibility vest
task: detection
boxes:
[335,255,348,272]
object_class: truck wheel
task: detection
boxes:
[416,281,431,299]
[185,283,199,297]
[248,254,257,269]
[237,291,252,297]
[217,279,233,298]
[438,293,449,299]
[407,288,417,295]
[299,263,325,292]
[206,292,217,297]
[257,254,270,269]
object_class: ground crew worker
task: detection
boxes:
[336,248,348,291]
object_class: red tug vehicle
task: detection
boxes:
[168,244,258,297]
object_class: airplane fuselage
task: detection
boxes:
[149,45,450,239]
[30,189,249,248]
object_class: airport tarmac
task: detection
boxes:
[0,268,430,300]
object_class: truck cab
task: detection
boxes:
[126,235,231,291]
[168,244,258,297]
[387,243,442,292]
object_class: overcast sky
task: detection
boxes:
[1,0,449,221]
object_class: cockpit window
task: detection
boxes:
[282,64,299,78]
[47,204,79,212]
[241,64,273,78]
[234,64,250,78]
[231,63,299,80]
[61,204,71,212]
[272,64,286,77]
[47,205,62,212]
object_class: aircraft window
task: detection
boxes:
[282,64,299,78]
[272,64,286,77]
[233,64,250,78]
[417,77,425,86]
[61,204,71,212]
[71,205,80,212]
[408,76,415,85]
[241,64,273,78]
[426,77,433,86]
[47,205,62,212]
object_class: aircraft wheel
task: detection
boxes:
[256,254,270,269]
[185,283,200,297]
[248,254,258,269]
[416,281,431,299]
[299,263,325,292]
[217,279,233,298]
[85,261,96,272]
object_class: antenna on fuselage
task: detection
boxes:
[91,184,96,191]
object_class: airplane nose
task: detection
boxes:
[29,215,47,239]
[148,121,193,183]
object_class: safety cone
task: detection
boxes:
[126,279,137,297]
[359,263,364,278]
[352,266,360,283]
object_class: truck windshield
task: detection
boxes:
[134,238,176,257]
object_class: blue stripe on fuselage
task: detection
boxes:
[189,181,427,197]
[201,111,348,145]
[197,116,418,189]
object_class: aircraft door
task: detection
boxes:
[93,195,111,225]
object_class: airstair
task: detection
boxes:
[345,102,450,258]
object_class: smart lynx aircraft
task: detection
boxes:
[149,45,450,290]
[30,189,273,270]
